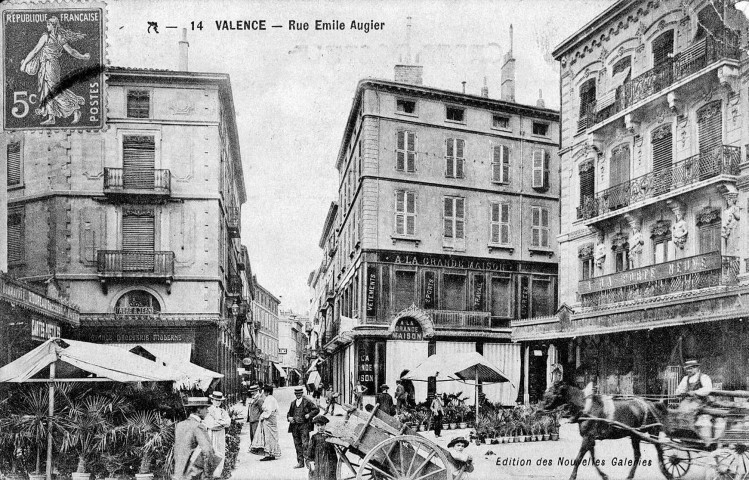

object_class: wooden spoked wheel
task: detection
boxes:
[711,444,749,480]
[355,435,453,480]
[657,444,691,479]
[337,448,361,480]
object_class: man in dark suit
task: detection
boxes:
[172,397,216,480]
[375,384,396,416]
[287,386,320,468]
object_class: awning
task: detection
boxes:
[307,358,321,373]
[108,342,192,363]
[273,362,287,377]
[597,67,630,111]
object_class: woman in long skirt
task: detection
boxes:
[258,385,281,461]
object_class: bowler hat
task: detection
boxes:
[183,397,210,407]
[380,384,390,391]
[209,391,225,401]
[684,360,701,368]
[447,436,469,448]
[312,415,329,425]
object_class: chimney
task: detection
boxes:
[536,89,545,108]
[501,24,516,102]
[178,28,189,71]
[461,81,466,94]
[394,17,423,85]
[481,76,489,98]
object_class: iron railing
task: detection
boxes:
[427,309,491,329]
[579,253,739,308]
[577,145,740,220]
[227,206,241,237]
[226,274,242,295]
[97,250,175,276]
[581,34,739,130]
[104,168,171,194]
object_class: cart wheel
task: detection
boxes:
[337,451,361,480]
[356,435,453,480]
[657,444,691,479]
[711,444,749,480]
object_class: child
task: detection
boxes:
[447,437,474,476]
[306,415,337,480]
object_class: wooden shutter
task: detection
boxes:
[500,203,510,244]
[541,208,550,247]
[610,145,630,187]
[7,210,23,264]
[492,145,510,183]
[698,101,722,154]
[699,224,721,254]
[531,207,540,246]
[406,191,415,235]
[123,214,154,251]
[445,139,454,177]
[579,163,595,207]
[491,203,500,243]
[406,132,416,173]
[7,142,21,186]
[455,139,465,178]
[396,131,405,171]
[126,90,150,118]
[579,79,596,116]
[652,30,674,66]
[532,150,545,188]
[652,125,673,194]
[123,135,155,189]
[395,190,405,235]
[543,151,550,189]
[443,197,453,238]
[455,197,465,239]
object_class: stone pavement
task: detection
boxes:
[228,390,716,479]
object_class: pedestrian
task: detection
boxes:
[375,384,395,416]
[395,380,407,414]
[306,415,337,480]
[353,381,367,410]
[430,393,445,437]
[447,436,474,476]
[287,385,320,468]
[313,383,323,407]
[324,386,338,415]
[203,391,232,479]
[245,384,263,452]
[258,385,282,461]
[172,397,216,480]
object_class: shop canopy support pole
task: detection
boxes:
[46,361,55,480]
[475,370,479,423]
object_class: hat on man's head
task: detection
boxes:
[183,397,211,408]
[312,415,329,425]
[684,360,701,368]
[248,384,259,394]
[380,384,390,391]
[294,386,304,393]
[447,436,469,448]
[209,391,225,402]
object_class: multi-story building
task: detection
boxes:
[238,245,257,381]
[252,279,282,385]
[278,309,308,386]
[513,0,749,397]
[315,35,561,406]
[3,63,248,398]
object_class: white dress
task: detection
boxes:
[203,405,231,477]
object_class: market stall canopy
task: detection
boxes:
[402,352,514,387]
[0,337,184,383]
[273,362,287,377]
[117,344,223,391]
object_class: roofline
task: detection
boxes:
[552,0,636,59]
[253,281,282,304]
[107,67,247,205]
[318,202,339,248]
[335,78,560,170]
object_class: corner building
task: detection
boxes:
[514,0,749,396]
[317,62,560,406]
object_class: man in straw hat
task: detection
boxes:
[287,386,320,468]
[246,384,263,451]
[173,397,216,480]
[203,391,231,478]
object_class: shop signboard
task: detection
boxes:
[366,265,378,316]
[31,317,60,341]
[423,271,436,308]
[391,317,423,341]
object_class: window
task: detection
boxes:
[696,5,724,40]
[581,257,594,280]
[394,270,417,311]
[531,277,554,317]
[126,90,150,118]
[122,135,156,189]
[7,142,21,186]
[531,206,550,248]
[443,274,466,311]
[578,160,595,215]
[445,138,465,178]
[613,56,632,76]
[396,99,416,115]
[532,122,549,136]
[490,203,510,245]
[394,190,416,236]
[652,30,674,67]
[578,78,596,118]
[122,207,155,270]
[115,290,161,314]
[613,233,630,273]
[396,131,416,173]
[697,208,722,254]
[443,196,465,249]
[532,149,550,190]
[652,221,674,263]
[492,114,509,130]
[8,208,24,265]
[491,144,510,184]
[490,276,512,317]
[652,125,673,195]
[446,106,465,123]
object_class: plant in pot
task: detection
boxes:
[120,410,175,480]
[457,404,469,429]
[100,452,129,480]
[539,415,553,441]
[473,414,492,445]
[550,412,561,441]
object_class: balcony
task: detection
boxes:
[226,274,242,296]
[582,33,739,132]
[103,168,171,198]
[578,251,739,309]
[427,309,491,329]
[97,251,175,292]
[227,206,241,238]
[577,145,740,222]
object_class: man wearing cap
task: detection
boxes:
[306,415,337,480]
[287,386,320,469]
[375,384,396,416]
[674,359,723,444]
[173,397,216,480]
[447,437,474,476]
[246,384,263,450]
[203,391,231,478]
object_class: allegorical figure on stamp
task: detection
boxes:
[20,16,91,126]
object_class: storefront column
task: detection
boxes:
[523,345,530,405]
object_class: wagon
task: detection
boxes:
[324,403,472,480]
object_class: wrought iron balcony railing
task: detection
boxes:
[103,168,171,195]
[226,274,242,296]
[579,252,739,309]
[97,250,175,277]
[428,309,491,329]
[227,206,241,238]
[577,145,740,221]
[581,33,739,130]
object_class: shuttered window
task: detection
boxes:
[652,30,674,67]
[123,135,155,189]
[443,274,466,311]
[445,138,465,179]
[698,101,722,154]
[579,162,595,208]
[531,277,553,317]
[652,125,673,194]
[395,190,416,236]
[610,144,630,187]
[443,196,465,239]
[490,276,512,317]
[126,90,150,118]
[7,142,21,186]
[8,209,24,265]
[699,224,721,254]
[492,144,510,183]
[122,208,155,271]
[396,131,416,173]
[579,78,596,117]
[490,202,510,245]
[532,149,550,189]
[531,206,550,248]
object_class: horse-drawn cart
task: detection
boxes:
[324,403,471,480]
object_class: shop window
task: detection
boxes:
[531,277,554,317]
[443,274,466,311]
[394,270,416,311]
[115,290,161,315]
[490,275,512,317]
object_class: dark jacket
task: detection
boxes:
[287,395,320,432]
[375,392,395,416]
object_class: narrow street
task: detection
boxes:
[230,388,712,480]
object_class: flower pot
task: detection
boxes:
[72,473,91,480]
[449,423,457,429]
[459,422,467,429]
[542,434,550,441]
[29,474,46,480]
[524,435,531,442]
[442,424,449,431]
[6,474,26,480]
[135,474,154,480]
[551,433,559,441]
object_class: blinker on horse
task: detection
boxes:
[541,381,668,480]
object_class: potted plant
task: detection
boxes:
[473,414,492,445]
[120,410,175,480]
[550,412,561,441]
[539,415,553,441]
[100,452,128,480]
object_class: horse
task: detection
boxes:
[541,381,668,480]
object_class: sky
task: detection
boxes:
[106,0,617,314]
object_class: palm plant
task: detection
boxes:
[120,410,175,475]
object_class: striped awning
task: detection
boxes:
[273,362,287,377]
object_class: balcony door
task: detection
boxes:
[652,125,673,195]
[122,207,155,271]
[697,101,722,179]
[609,144,630,209]
[123,135,155,189]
